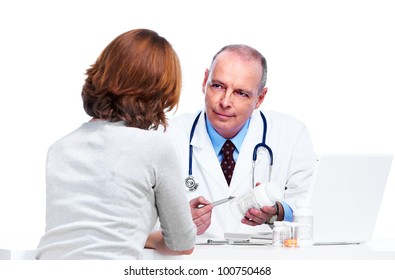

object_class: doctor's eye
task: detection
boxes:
[210,82,225,90]
[235,90,250,99]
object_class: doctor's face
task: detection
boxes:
[203,51,267,139]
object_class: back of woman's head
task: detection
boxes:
[82,29,181,129]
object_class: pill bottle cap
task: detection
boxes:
[252,182,283,207]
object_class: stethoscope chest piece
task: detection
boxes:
[185,175,199,191]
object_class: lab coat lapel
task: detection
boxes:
[191,112,227,187]
[230,110,265,189]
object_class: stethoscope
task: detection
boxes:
[184,111,274,191]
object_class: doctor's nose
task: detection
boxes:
[219,91,233,108]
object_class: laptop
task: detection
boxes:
[310,153,393,245]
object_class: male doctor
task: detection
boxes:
[168,44,316,239]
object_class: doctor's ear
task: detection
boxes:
[255,87,268,109]
[202,69,210,94]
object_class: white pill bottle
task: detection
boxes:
[293,199,314,246]
[229,182,282,221]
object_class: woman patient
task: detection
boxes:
[36,29,196,259]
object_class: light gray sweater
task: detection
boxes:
[36,120,196,259]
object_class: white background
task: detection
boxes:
[1,0,394,251]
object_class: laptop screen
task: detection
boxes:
[310,154,393,245]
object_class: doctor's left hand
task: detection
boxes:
[241,205,276,226]
[189,196,213,235]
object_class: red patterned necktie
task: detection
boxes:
[221,140,236,185]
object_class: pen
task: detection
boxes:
[211,196,235,207]
[198,196,235,208]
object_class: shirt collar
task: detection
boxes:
[205,114,250,156]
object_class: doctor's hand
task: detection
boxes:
[241,202,284,226]
[241,206,275,226]
[189,196,213,235]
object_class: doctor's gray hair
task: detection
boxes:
[210,44,268,92]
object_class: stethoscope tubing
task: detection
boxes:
[253,111,273,165]
[188,111,202,176]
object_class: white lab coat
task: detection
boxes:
[168,109,316,239]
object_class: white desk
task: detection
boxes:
[143,239,395,260]
[0,249,36,260]
[2,239,394,260]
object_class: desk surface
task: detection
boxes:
[143,239,395,260]
[2,239,394,260]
